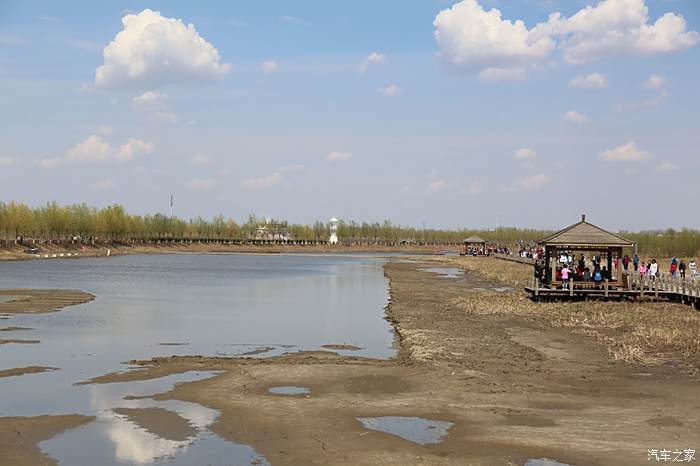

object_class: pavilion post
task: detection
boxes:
[551,247,557,289]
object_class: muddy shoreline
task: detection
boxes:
[2,257,699,465]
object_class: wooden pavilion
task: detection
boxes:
[463,235,487,255]
[538,215,633,288]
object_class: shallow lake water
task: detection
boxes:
[357,416,454,445]
[0,253,393,465]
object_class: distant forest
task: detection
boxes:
[1,201,698,257]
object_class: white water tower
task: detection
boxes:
[329,217,339,244]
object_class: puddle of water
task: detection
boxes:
[268,386,311,395]
[40,371,269,465]
[525,459,572,466]
[357,416,453,445]
[419,267,463,278]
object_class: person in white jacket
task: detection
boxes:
[649,260,659,279]
[690,259,698,279]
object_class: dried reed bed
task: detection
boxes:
[427,256,700,371]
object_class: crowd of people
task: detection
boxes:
[533,252,698,288]
[462,244,512,256]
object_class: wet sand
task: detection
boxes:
[0,366,58,379]
[0,338,40,345]
[113,407,197,442]
[0,289,95,314]
[76,259,700,465]
[0,415,94,466]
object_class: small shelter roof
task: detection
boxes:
[463,235,486,244]
[538,215,633,248]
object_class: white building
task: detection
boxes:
[329,217,339,244]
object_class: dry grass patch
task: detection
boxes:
[437,257,700,371]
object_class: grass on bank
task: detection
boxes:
[433,257,700,372]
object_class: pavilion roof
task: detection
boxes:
[463,235,486,244]
[538,215,633,248]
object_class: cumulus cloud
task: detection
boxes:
[189,153,211,165]
[240,173,282,189]
[513,148,536,160]
[66,135,112,162]
[656,162,679,172]
[479,67,526,82]
[644,74,666,90]
[600,141,650,161]
[116,138,154,160]
[360,52,386,72]
[261,60,279,73]
[95,9,231,88]
[327,151,352,162]
[64,135,154,163]
[514,174,550,190]
[564,110,588,123]
[133,90,167,106]
[379,84,401,96]
[0,156,17,166]
[433,0,697,77]
[570,73,608,89]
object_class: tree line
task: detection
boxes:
[1,201,698,256]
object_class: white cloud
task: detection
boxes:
[0,156,17,166]
[513,148,536,160]
[66,135,112,162]
[95,9,231,88]
[479,67,526,82]
[327,151,352,162]
[644,74,666,90]
[570,73,608,89]
[564,110,588,123]
[116,138,154,160]
[433,0,554,74]
[360,52,386,72]
[656,162,679,172]
[600,141,650,162]
[379,84,400,96]
[433,0,698,77]
[240,173,282,189]
[153,111,178,123]
[36,157,62,169]
[188,177,217,190]
[133,90,167,105]
[514,174,550,190]
[261,60,279,73]
[189,153,211,165]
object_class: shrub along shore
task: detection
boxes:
[1,201,698,257]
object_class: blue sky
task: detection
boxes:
[1,0,699,230]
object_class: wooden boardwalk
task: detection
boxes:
[525,273,700,310]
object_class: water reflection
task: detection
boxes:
[357,416,454,445]
[41,371,268,465]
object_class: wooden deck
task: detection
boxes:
[525,273,700,310]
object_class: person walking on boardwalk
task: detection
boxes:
[622,254,630,271]
[633,254,640,272]
[670,260,678,278]
[690,259,698,279]
[638,262,647,277]
[649,260,658,280]
[679,260,686,280]
[561,264,571,289]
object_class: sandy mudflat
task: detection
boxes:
[0,289,95,314]
[0,415,94,466]
[0,338,40,345]
[0,366,58,379]
[113,407,197,442]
